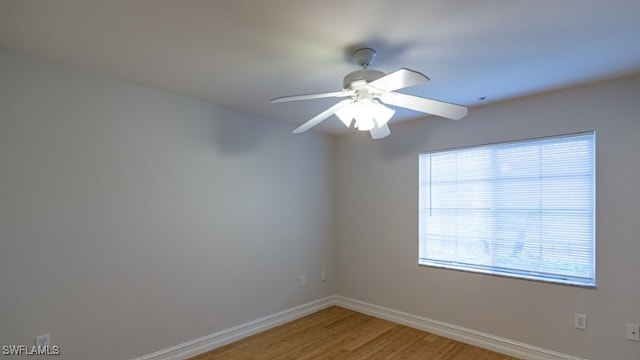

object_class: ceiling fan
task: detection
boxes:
[271,48,468,139]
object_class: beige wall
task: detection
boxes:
[0,48,335,359]
[334,74,640,360]
[3,46,640,360]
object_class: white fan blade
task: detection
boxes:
[369,124,391,139]
[292,100,352,134]
[270,91,349,103]
[379,92,468,120]
[368,68,430,92]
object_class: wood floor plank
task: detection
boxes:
[189,306,520,360]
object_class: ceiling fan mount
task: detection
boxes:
[271,47,468,139]
[343,48,385,90]
[352,47,377,68]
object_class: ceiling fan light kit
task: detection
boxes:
[271,48,468,139]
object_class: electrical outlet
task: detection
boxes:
[574,313,587,330]
[35,333,50,348]
[627,324,640,341]
[299,275,306,287]
[320,270,326,282]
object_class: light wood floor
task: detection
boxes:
[189,306,519,360]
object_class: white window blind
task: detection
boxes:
[418,132,595,287]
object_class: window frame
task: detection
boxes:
[418,132,596,287]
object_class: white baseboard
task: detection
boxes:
[134,295,584,360]
[132,296,335,360]
[333,296,585,360]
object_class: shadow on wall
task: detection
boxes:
[210,107,274,154]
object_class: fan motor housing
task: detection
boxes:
[343,69,385,90]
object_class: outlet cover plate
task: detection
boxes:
[35,333,50,348]
[574,313,587,330]
[627,324,640,341]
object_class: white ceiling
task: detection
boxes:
[2,0,640,135]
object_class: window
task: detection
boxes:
[418,132,595,287]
